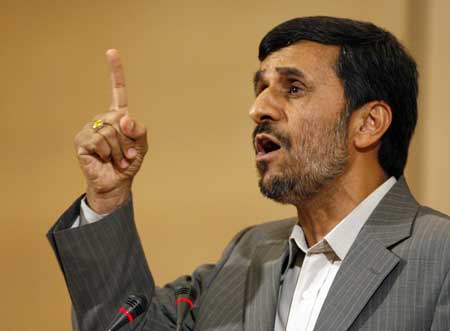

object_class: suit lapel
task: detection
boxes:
[244,240,289,331]
[194,221,294,331]
[315,177,419,331]
[314,233,400,331]
[193,251,251,331]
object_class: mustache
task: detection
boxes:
[252,122,292,150]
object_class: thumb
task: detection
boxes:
[120,115,147,142]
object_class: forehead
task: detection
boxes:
[259,41,341,81]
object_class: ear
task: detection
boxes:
[351,101,392,149]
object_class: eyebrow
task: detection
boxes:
[275,67,307,79]
[253,70,265,90]
[253,67,307,91]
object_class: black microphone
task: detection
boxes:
[175,285,197,331]
[106,294,148,331]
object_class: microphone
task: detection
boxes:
[175,285,197,331]
[106,294,148,331]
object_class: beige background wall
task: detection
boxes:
[1,0,449,330]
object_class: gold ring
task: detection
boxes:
[92,119,111,132]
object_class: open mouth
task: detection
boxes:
[255,134,281,156]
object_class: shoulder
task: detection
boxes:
[205,218,296,288]
[219,217,296,260]
[413,205,450,240]
[411,205,450,248]
[403,205,450,269]
[239,217,297,243]
[382,177,450,257]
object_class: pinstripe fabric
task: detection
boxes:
[244,240,289,331]
[48,177,450,331]
[314,179,450,331]
[48,195,155,330]
[193,221,294,331]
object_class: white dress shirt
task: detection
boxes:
[71,198,107,228]
[274,177,396,331]
[74,177,397,331]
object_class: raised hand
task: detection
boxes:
[74,49,148,214]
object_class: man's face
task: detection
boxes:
[250,41,350,204]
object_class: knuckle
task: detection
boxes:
[101,126,117,140]
[88,142,96,153]
[76,146,85,155]
[92,133,103,145]
[74,131,90,149]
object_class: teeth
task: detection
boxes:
[255,135,280,155]
[256,141,265,154]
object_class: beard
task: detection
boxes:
[254,109,349,205]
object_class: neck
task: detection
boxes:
[295,168,388,247]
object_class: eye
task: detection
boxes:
[289,85,303,96]
[290,86,300,94]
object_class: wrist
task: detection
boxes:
[86,185,131,214]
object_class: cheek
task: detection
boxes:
[288,116,337,155]
[300,86,346,120]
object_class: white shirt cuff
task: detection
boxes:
[71,197,109,228]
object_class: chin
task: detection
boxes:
[258,172,297,205]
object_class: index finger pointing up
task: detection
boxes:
[106,49,128,111]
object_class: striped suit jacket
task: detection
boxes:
[48,177,450,330]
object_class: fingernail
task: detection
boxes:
[127,148,137,158]
[120,159,129,168]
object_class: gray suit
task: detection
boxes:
[48,177,450,330]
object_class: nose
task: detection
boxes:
[249,88,284,124]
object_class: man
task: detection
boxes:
[48,16,450,331]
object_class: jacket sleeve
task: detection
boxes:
[430,267,450,331]
[47,196,244,331]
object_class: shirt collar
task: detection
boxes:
[286,176,397,267]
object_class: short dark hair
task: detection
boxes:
[259,16,418,179]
